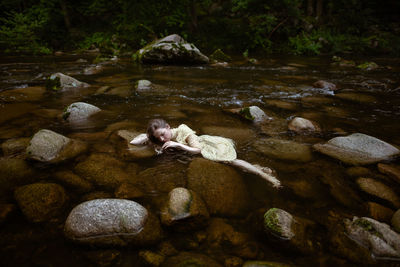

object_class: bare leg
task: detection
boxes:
[228,159,281,188]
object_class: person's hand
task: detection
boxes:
[162,141,182,151]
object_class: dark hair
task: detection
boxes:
[147,118,168,145]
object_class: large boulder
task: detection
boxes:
[63,102,101,124]
[187,158,250,216]
[134,34,209,64]
[26,129,88,163]
[74,153,130,190]
[46,72,89,91]
[313,133,400,165]
[253,138,313,162]
[14,183,68,222]
[64,199,162,246]
[160,187,209,230]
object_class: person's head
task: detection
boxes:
[147,118,172,145]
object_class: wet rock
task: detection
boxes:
[31,108,61,119]
[243,261,292,267]
[54,170,93,193]
[83,64,106,75]
[134,34,209,64]
[331,56,356,67]
[228,106,272,123]
[345,166,371,177]
[264,99,298,111]
[81,191,113,202]
[0,203,16,224]
[209,48,231,63]
[46,72,89,91]
[0,157,36,195]
[367,202,394,223]
[263,208,320,254]
[74,153,130,190]
[344,216,400,259]
[0,86,45,102]
[201,126,254,145]
[114,183,144,199]
[83,249,121,267]
[253,138,313,162]
[139,250,165,266]
[162,252,222,267]
[134,164,187,193]
[357,62,379,70]
[64,199,162,246]
[378,163,400,184]
[313,80,337,91]
[207,218,249,248]
[335,92,376,104]
[104,121,140,135]
[187,158,250,216]
[0,103,37,124]
[224,256,243,267]
[26,129,88,163]
[104,86,132,97]
[1,137,30,156]
[136,80,152,91]
[313,133,400,165]
[14,183,68,222]
[63,102,101,124]
[161,187,209,230]
[356,177,400,208]
[114,130,156,160]
[158,241,179,256]
[288,117,321,134]
[392,210,400,233]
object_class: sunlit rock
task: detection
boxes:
[254,138,313,162]
[63,102,101,124]
[64,199,162,246]
[263,208,321,254]
[14,183,68,222]
[313,133,400,165]
[356,177,400,209]
[26,129,88,163]
[288,117,321,134]
[134,34,209,64]
[187,158,250,216]
[46,72,89,91]
[74,153,130,190]
[313,80,337,91]
[161,187,209,230]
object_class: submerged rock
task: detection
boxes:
[46,73,89,91]
[254,138,313,162]
[392,210,400,233]
[378,163,400,184]
[134,34,209,64]
[288,117,321,134]
[0,86,46,102]
[63,102,101,124]
[14,183,68,222]
[54,170,93,193]
[357,62,379,70]
[64,199,162,246]
[367,202,395,223]
[26,129,88,163]
[187,158,250,216]
[313,133,400,165]
[356,177,400,208]
[114,130,156,160]
[0,157,36,195]
[1,137,30,156]
[162,252,222,267]
[313,80,337,91]
[161,187,209,230]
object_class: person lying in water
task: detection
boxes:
[130,119,281,188]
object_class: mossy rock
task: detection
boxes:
[210,49,231,63]
[357,62,379,70]
[46,75,61,90]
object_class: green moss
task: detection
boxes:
[45,76,61,91]
[354,218,383,238]
[239,107,255,121]
[357,62,378,70]
[62,111,70,121]
[210,48,231,62]
[264,208,282,235]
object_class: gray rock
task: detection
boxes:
[14,183,68,222]
[47,72,89,91]
[392,209,400,233]
[26,129,87,163]
[161,187,209,230]
[65,199,162,246]
[344,216,400,259]
[229,106,272,123]
[63,102,101,123]
[136,80,152,91]
[254,138,313,162]
[313,133,400,165]
[356,177,400,208]
[135,34,209,64]
[288,117,321,134]
[187,158,250,216]
[264,208,295,239]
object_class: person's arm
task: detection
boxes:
[162,134,201,154]
[130,133,148,145]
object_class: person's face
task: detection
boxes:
[153,125,172,143]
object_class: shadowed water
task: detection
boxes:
[1,54,400,266]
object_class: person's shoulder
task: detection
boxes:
[178,124,195,133]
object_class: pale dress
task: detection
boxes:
[171,124,237,162]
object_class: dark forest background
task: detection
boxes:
[1,0,400,56]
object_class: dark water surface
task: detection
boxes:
[1,54,400,266]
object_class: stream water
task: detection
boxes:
[1,54,400,266]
